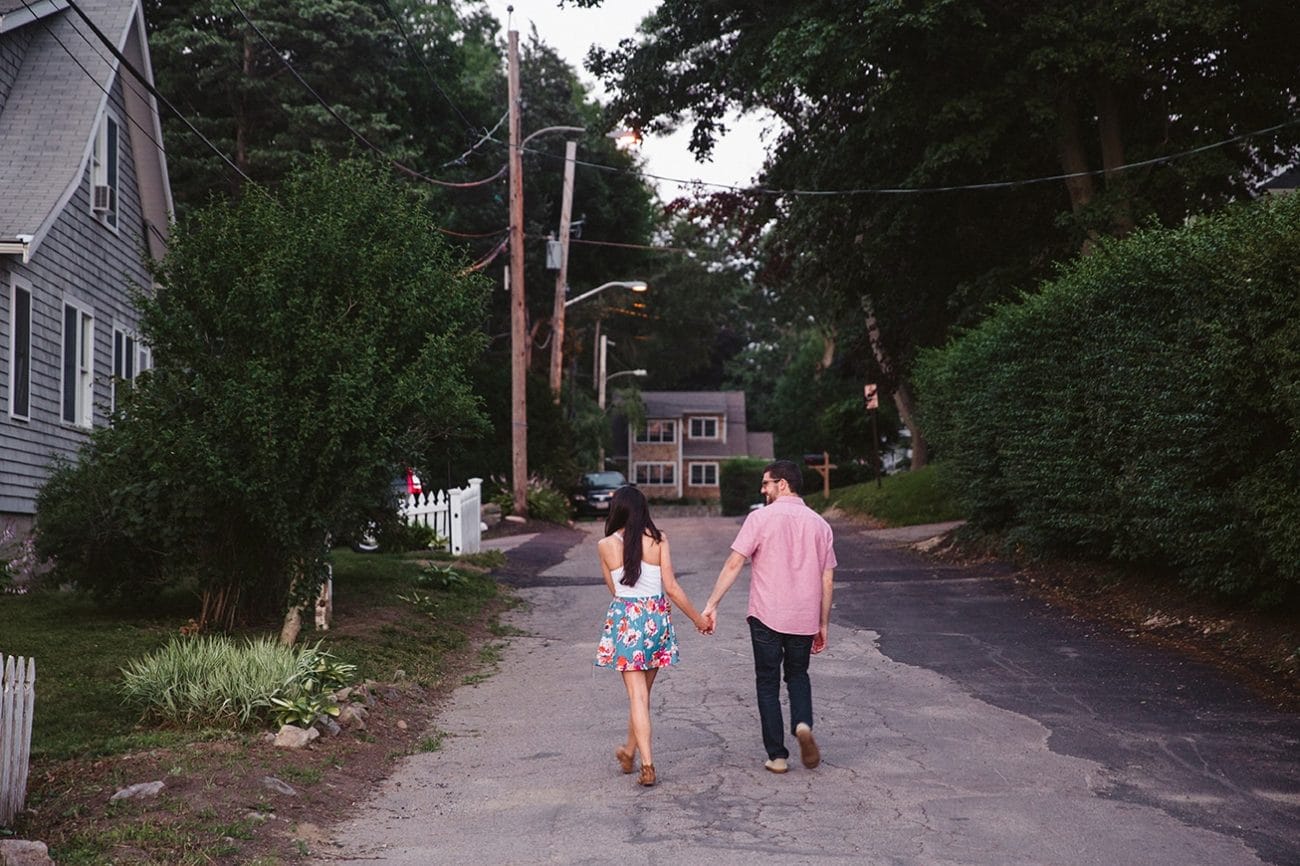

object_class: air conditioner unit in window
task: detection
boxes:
[92,184,115,213]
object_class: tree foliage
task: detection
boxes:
[587,0,1300,459]
[36,158,490,630]
[915,192,1300,604]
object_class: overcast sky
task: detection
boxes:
[481,0,773,202]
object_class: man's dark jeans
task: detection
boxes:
[747,616,813,760]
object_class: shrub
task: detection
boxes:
[720,458,769,516]
[492,474,572,523]
[915,193,1300,604]
[120,636,356,728]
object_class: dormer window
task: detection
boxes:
[91,113,120,229]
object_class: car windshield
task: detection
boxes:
[585,472,626,487]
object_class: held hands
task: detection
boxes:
[696,604,717,635]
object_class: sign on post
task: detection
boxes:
[864,383,879,411]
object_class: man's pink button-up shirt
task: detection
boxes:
[730,496,837,635]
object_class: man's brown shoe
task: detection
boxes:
[795,723,820,768]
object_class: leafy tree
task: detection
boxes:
[584,0,1300,467]
[36,158,489,642]
[144,0,502,213]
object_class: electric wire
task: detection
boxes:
[229,0,506,189]
[372,0,482,138]
[28,1,504,274]
[58,0,256,188]
[500,112,1300,197]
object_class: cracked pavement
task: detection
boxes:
[321,517,1299,865]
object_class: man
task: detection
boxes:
[701,459,837,774]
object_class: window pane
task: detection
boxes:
[62,304,77,422]
[114,330,123,378]
[125,336,135,379]
[12,287,30,417]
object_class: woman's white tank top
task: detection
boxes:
[611,561,663,598]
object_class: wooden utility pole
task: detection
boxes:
[508,29,528,517]
[549,139,577,401]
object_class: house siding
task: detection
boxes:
[0,70,152,515]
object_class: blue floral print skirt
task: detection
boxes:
[595,594,679,671]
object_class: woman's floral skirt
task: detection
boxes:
[595,594,679,671]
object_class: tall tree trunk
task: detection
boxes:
[863,297,928,470]
[1058,91,1099,254]
[1094,82,1135,235]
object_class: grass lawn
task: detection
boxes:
[0,546,509,863]
[805,463,965,527]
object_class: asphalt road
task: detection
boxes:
[321,516,1300,865]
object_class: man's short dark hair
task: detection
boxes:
[765,459,802,494]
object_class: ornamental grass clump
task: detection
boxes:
[120,635,355,728]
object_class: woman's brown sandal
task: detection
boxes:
[638,763,656,787]
[615,747,635,775]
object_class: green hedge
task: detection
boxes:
[720,458,769,516]
[915,193,1300,604]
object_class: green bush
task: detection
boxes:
[807,463,963,527]
[36,157,489,629]
[492,474,572,523]
[915,193,1300,604]
[720,458,769,516]
[119,636,356,728]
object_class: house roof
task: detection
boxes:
[1262,166,1300,192]
[640,390,747,418]
[0,0,171,260]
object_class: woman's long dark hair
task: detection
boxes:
[604,486,663,587]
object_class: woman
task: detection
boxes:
[594,485,708,787]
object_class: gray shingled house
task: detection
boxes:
[610,391,774,501]
[1,0,172,529]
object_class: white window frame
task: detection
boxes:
[61,299,95,428]
[635,419,677,444]
[8,278,32,421]
[688,416,721,440]
[689,462,719,487]
[112,325,149,413]
[90,110,121,231]
[634,462,676,486]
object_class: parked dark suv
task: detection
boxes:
[572,471,628,517]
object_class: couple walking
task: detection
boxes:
[594,459,837,786]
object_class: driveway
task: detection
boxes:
[321,516,1299,865]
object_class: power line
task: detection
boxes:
[500,113,1300,197]
[372,0,481,137]
[229,0,506,190]
[61,0,256,188]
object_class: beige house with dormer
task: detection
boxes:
[610,391,774,501]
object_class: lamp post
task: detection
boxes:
[563,280,647,309]
[559,280,647,409]
[598,365,647,470]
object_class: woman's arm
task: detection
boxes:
[597,537,618,597]
[658,538,707,631]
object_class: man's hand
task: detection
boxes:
[812,627,827,654]
[701,604,717,635]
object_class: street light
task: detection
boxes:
[564,280,648,308]
[600,367,648,411]
[598,366,647,471]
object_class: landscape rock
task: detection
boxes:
[110,780,165,802]
[273,724,320,749]
[337,704,369,729]
[314,716,342,737]
[0,840,54,866]
[260,775,298,797]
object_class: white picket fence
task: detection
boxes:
[402,477,482,555]
[0,653,35,827]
